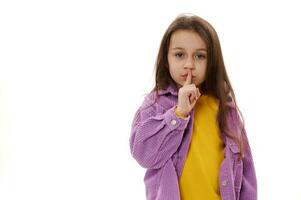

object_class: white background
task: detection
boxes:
[1,0,301,199]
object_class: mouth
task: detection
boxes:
[181,75,196,78]
[181,76,196,80]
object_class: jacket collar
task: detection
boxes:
[158,85,178,96]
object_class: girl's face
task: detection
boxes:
[167,30,207,89]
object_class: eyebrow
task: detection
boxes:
[172,47,207,52]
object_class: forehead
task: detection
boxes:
[169,30,207,51]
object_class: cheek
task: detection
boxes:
[169,67,178,78]
[168,61,180,74]
[198,64,207,73]
[168,58,177,68]
[195,66,207,80]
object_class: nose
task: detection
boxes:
[184,57,195,70]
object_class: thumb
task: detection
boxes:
[184,70,192,86]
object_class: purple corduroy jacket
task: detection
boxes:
[129,85,257,200]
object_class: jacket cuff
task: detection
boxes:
[164,105,190,131]
[174,105,189,119]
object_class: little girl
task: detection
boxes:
[129,13,257,200]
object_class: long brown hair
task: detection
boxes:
[148,13,247,160]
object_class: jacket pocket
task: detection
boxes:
[229,142,240,154]
[228,142,242,200]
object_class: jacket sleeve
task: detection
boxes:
[129,96,190,169]
[234,110,257,200]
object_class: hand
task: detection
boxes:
[176,70,201,117]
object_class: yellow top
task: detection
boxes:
[178,94,225,200]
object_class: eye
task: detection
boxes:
[196,54,206,59]
[175,52,184,58]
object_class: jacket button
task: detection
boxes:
[222,180,228,186]
[171,119,177,125]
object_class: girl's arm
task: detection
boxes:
[232,108,257,200]
[240,125,257,200]
[129,95,190,169]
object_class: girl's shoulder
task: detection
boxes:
[139,88,177,114]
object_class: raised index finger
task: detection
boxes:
[184,70,192,86]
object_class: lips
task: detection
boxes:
[181,75,196,80]
[181,74,196,77]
